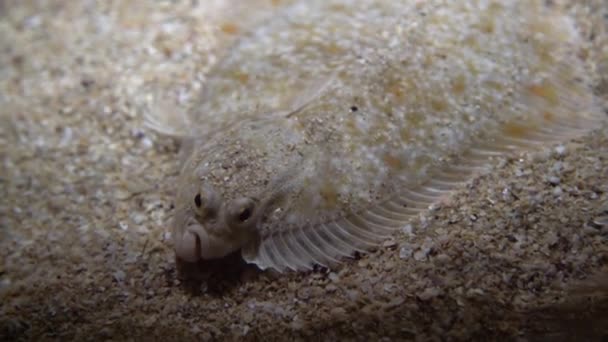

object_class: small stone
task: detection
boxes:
[383,240,397,248]
[554,145,566,156]
[413,250,428,261]
[114,188,132,200]
[118,221,129,231]
[140,137,153,149]
[593,213,608,227]
[346,290,360,301]
[399,244,414,259]
[328,272,340,283]
[433,253,450,265]
[358,260,369,268]
[502,187,512,202]
[297,288,311,300]
[143,315,158,327]
[402,224,414,235]
[241,325,250,336]
[551,161,564,173]
[385,296,405,308]
[466,288,485,297]
[113,270,126,282]
[383,283,396,293]
[242,311,254,323]
[290,317,305,331]
[330,307,346,317]
[417,287,441,301]
[419,216,431,230]
[325,284,338,292]
[98,327,113,339]
[383,261,396,271]
[547,176,560,185]
[80,78,95,88]
[130,212,146,225]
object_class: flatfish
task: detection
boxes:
[146,0,605,272]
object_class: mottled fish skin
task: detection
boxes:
[159,0,604,271]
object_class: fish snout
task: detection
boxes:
[174,221,239,262]
[174,223,203,263]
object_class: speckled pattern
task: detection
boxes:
[163,0,603,272]
[1,0,607,341]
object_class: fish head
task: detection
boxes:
[171,117,309,263]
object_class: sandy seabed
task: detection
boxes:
[1,1,608,341]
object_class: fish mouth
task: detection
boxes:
[173,221,203,262]
[173,219,242,262]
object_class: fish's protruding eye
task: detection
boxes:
[238,206,253,222]
[226,197,257,228]
[193,186,219,220]
[194,193,202,208]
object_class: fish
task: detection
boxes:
[146,0,605,272]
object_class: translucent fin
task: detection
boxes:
[143,0,295,139]
[143,89,193,139]
[201,0,297,53]
[284,73,338,119]
[190,71,339,141]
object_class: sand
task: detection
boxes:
[1,1,607,341]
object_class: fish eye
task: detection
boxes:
[238,206,253,222]
[193,186,219,220]
[226,197,257,227]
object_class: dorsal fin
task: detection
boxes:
[203,0,298,51]
[143,0,296,139]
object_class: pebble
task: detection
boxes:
[325,284,338,292]
[551,161,564,173]
[290,317,305,331]
[113,270,126,282]
[330,307,346,317]
[118,221,129,231]
[242,311,254,323]
[139,136,153,149]
[402,224,414,235]
[417,287,442,301]
[554,145,567,156]
[593,213,608,227]
[413,250,428,261]
[346,289,360,302]
[399,244,414,259]
[553,187,563,196]
[433,254,451,265]
[241,325,251,336]
[130,212,146,225]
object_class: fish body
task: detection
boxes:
[149,0,604,272]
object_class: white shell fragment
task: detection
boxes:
[147,0,606,272]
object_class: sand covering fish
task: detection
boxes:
[146,0,606,272]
